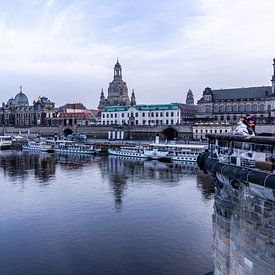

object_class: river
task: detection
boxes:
[0,150,215,275]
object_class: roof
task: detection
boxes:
[60,103,86,110]
[14,91,29,106]
[102,104,180,112]
[213,86,272,101]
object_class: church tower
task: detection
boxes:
[272,58,275,94]
[130,89,136,106]
[98,88,106,110]
[186,89,194,105]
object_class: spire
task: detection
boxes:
[100,88,105,98]
[130,89,136,106]
[20,85,23,93]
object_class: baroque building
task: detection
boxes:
[98,61,134,110]
[196,59,275,124]
[0,87,55,127]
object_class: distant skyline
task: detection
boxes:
[0,0,275,108]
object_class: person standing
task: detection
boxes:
[244,113,256,135]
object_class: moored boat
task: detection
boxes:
[108,146,147,158]
[22,140,55,153]
[143,144,171,161]
[0,136,12,149]
[144,143,207,162]
[168,144,208,162]
[52,140,99,154]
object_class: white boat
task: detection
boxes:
[52,140,99,154]
[143,144,171,160]
[144,143,207,162]
[22,140,55,153]
[0,136,12,149]
[108,146,147,158]
[168,144,208,162]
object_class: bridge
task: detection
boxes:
[197,134,275,274]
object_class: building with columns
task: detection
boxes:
[196,59,275,124]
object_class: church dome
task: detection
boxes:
[14,87,29,106]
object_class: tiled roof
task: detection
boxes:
[213,86,272,100]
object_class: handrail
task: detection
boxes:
[206,133,275,146]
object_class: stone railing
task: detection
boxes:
[197,134,275,275]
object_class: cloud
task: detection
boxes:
[0,0,274,106]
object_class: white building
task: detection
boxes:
[101,104,181,126]
[192,122,233,141]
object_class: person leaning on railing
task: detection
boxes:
[233,116,251,136]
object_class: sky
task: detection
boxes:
[0,0,275,108]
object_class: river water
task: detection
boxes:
[0,150,215,275]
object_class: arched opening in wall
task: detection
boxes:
[162,127,178,141]
[64,128,73,136]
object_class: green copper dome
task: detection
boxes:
[14,87,29,106]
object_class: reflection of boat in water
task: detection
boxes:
[22,140,55,153]
[108,146,147,158]
[144,160,169,170]
[0,136,12,149]
[144,143,207,162]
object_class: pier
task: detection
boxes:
[197,134,275,274]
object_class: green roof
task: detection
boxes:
[102,104,179,112]
[102,106,129,112]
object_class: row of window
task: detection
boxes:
[102,111,176,119]
[212,103,268,113]
[195,129,230,134]
[102,119,175,126]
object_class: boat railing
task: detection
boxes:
[206,134,275,173]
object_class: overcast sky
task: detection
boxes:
[0,0,275,108]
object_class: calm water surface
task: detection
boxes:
[0,150,215,275]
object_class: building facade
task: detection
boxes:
[52,103,98,127]
[98,61,135,110]
[192,122,233,140]
[0,87,55,127]
[196,59,275,124]
[101,104,181,126]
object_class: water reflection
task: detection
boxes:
[0,151,215,202]
[0,150,56,182]
[98,155,215,209]
[0,150,216,275]
[0,151,95,183]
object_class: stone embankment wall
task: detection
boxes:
[1,125,192,140]
[213,183,275,274]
